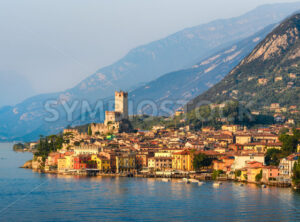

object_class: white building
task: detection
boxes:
[154,151,172,158]
[231,154,265,170]
[279,153,300,178]
[73,145,100,155]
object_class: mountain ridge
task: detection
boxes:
[187,13,300,113]
[2,2,300,141]
[129,24,276,115]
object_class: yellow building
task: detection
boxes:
[236,135,252,144]
[247,167,262,183]
[243,143,282,153]
[116,153,136,173]
[148,157,155,169]
[265,143,282,151]
[154,151,172,158]
[57,158,67,172]
[240,169,248,181]
[57,155,75,172]
[222,125,242,133]
[172,151,193,171]
[91,155,110,171]
[65,155,75,170]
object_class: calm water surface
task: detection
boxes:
[0,143,300,222]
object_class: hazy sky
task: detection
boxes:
[0,0,298,105]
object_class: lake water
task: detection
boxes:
[0,143,300,221]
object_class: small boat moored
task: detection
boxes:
[213,182,222,187]
[182,178,188,182]
[188,179,199,183]
[198,181,204,186]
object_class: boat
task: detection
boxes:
[213,182,222,187]
[188,179,199,183]
[198,181,204,186]
[162,178,170,182]
[240,184,244,187]
[262,184,267,188]
[182,178,188,182]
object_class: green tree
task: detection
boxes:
[292,158,300,186]
[74,141,80,146]
[88,125,92,136]
[265,149,283,166]
[212,170,224,180]
[13,143,25,151]
[192,153,212,171]
[235,170,241,179]
[279,129,300,154]
[35,134,64,161]
[255,170,262,182]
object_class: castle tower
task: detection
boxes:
[115,91,128,119]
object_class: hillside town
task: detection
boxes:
[27,91,300,188]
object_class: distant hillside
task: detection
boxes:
[188,13,300,112]
[72,2,300,100]
[2,2,300,141]
[129,24,275,115]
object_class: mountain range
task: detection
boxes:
[1,2,300,141]
[129,24,275,115]
[187,13,300,113]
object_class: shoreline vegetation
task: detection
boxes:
[13,142,37,153]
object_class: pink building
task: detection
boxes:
[262,166,279,183]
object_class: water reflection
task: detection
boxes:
[1,143,300,221]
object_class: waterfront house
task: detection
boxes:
[116,153,136,173]
[172,150,193,171]
[57,158,67,173]
[247,167,262,183]
[279,153,300,179]
[240,168,248,181]
[231,154,265,171]
[64,155,75,170]
[73,155,91,170]
[46,152,63,167]
[148,157,155,169]
[99,151,117,172]
[262,166,279,183]
[136,152,153,170]
[154,157,173,171]
[91,155,110,172]
[212,156,234,173]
